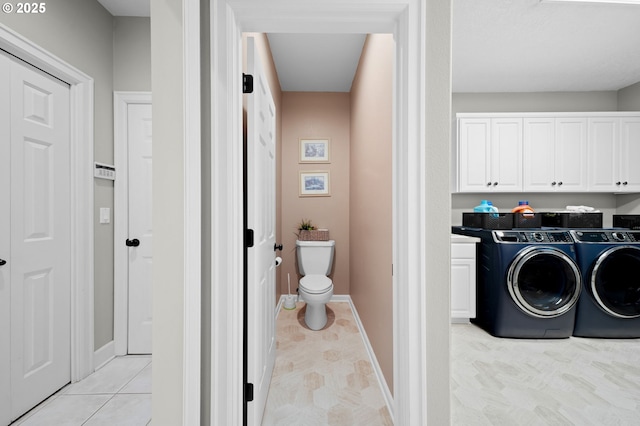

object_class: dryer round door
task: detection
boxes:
[507,246,582,318]
[591,246,640,319]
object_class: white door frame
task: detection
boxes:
[209,1,433,424]
[113,91,152,356]
[0,24,95,382]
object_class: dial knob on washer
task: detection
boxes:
[612,232,626,242]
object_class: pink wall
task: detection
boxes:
[349,34,394,392]
[280,93,351,296]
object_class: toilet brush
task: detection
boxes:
[283,273,296,310]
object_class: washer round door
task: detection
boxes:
[507,246,582,318]
[591,246,640,319]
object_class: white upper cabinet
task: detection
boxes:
[456,112,640,194]
[588,116,640,192]
[457,117,522,192]
[523,117,587,192]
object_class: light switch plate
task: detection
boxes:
[100,207,110,224]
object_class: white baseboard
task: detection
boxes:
[93,341,115,371]
[275,294,394,420]
[345,297,394,422]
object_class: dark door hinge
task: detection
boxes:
[245,383,254,402]
[246,229,254,248]
[243,73,254,94]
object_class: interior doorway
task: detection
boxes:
[114,92,154,357]
[209,2,449,425]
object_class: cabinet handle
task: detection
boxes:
[126,238,140,247]
[623,181,628,186]
[486,182,492,186]
[0,259,6,266]
[616,181,621,186]
[493,182,498,186]
[551,181,556,186]
[558,181,563,186]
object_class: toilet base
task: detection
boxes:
[304,302,328,330]
[298,286,333,330]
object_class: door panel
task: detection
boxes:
[8,52,71,421]
[127,103,153,354]
[246,37,277,425]
[0,51,12,426]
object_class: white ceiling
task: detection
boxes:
[97,0,640,93]
[454,0,640,92]
[266,34,367,92]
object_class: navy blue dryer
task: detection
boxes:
[571,230,640,338]
[454,228,582,338]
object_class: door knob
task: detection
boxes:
[126,238,140,247]
[274,243,283,251]
[0,259,6,266]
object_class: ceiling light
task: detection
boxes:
[542,0,640,4]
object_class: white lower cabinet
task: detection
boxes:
[451,236,479,322]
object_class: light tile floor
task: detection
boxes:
[262,301,393,426]
[451,323,640,425]
[10,356,151,426]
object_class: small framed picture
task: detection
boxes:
[299,171,330,197]
[299,138,330,163]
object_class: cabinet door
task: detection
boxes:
[458,118,491,192]
[451,258,476,319]
[491,118,522,191]
[588,118,619,191]
[619,117,640,192]
[555,118,587,191]
[523,118,555,191]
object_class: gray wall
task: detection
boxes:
[618,81,640,111]
[451,91,637,226]
[0,3,152,351]
[114,17,152,92]
[151,0,185,423]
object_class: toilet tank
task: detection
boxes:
[296,240,335,275]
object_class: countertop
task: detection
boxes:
[451,234,480,243]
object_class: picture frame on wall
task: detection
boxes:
[299,171,330,197]
[299,138,330,163]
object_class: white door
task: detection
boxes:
[619,117,640,192]
[555,118,587,192]
[458,118,491,192]
[588,118,619,191]
[0,50,12,426]
[491,118,523,192]
[127,103,153,354]
[246,37,277,425]
[0,50,71,424]
[523,118,555,191]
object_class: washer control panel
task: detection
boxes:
[571,230,640,243]
[493,230,573,243]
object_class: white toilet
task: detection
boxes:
[296,239,335,330]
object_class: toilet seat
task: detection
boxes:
[299,275,332,294]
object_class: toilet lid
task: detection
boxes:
[299,275,333,294]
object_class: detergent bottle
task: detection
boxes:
[474,200,499,216]
[511,200,534,214]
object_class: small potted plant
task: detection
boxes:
[297,219,316,241]
[296,219,329,241]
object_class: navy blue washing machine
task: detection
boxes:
[453,228,582,338]
[570,230,640,338]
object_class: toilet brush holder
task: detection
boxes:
[283,295,296,310]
